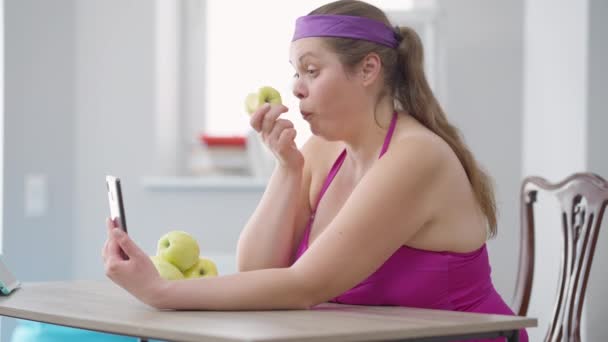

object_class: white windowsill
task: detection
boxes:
[141,176,267,192]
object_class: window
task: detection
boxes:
[205,0,333,147]
[152,0,441,181]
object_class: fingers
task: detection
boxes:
[103,219,145,281]
[104,255,122,280]
[261,105,288,137]
[105,233,122,259]
[107,217,117,232]
[277,128,298,152]
[112,229,145,260]
[102,217,116,261]
[103,237,123,280]
[104,216,126,260]
[249,104,288,133]
[249,104,271,131]
[104,217,118,258]
[102,239,109,260]
[266,119,294,147]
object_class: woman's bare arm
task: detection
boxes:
[146,136,445,310]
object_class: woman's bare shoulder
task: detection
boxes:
[390,115,457,165]
[379,118,463,198]
[300,135,344,171]
[388,116,488,251]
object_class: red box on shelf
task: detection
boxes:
[190,134,250,176]
[199,134,247,148]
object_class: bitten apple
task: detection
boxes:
[245,86,282,115]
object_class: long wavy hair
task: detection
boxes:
[310,0,498,236]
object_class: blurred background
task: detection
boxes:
[1,0,606,341]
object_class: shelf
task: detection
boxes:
[141,176,267,192]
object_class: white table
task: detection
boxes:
[0,280,536,342]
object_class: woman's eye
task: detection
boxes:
[292,67,316,79]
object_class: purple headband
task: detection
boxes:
[292,14,401,49]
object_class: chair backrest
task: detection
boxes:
[512,173,608,342]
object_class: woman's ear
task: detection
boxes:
[360,52,382,86]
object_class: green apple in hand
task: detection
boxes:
[156,231,200,272]
[150,256,185,280]
[245,86,282,115]
[183,257,219,278]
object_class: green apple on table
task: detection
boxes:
[150,230,219,281]
[156,231,200,272]
[183,257,219,278]
[149,256,185,280]
[245,86,282,115]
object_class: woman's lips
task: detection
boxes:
[301,111,313,119]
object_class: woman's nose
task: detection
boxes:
[292,79,307,100]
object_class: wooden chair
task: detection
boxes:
[512,173,608,341]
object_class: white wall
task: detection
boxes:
[438,0,524,301]
[3,0,76,279]
[0,0,4,256]
[523,0,608,340]
[584,0,608,340]
[522,2,589,340]
[72,0,261,280]
[0,1,4,338]
[2,0,76,340]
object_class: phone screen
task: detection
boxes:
[106,175,128,233]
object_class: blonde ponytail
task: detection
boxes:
[311,1,498,235]
[394,26,497,235]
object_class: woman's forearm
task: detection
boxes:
[154,267,315,311]
[237,166,304,271]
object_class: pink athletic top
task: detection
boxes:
[293,111,528,342]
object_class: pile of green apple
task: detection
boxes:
[150,231,218,280]
[245,86,282,115]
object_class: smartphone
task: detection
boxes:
[106,175,128,233]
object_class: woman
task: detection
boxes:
[102,1,527,341]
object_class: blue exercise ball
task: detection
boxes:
[11,320,164,342]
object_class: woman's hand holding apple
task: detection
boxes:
[249,103,304,172]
